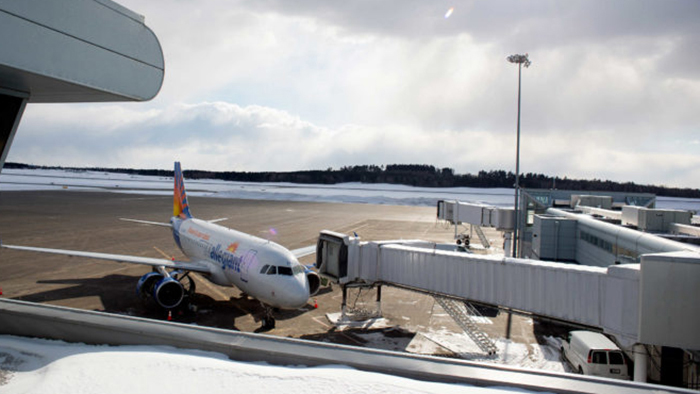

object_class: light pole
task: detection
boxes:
[507,53,530,258]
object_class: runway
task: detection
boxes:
[0,190,564,367]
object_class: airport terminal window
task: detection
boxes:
[531,194,550,206]
[580,231,613,253]
[260,264,270,274]
[613,245,637,261]
[278,266,293,276]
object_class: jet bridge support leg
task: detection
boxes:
[634,344,648,383]
[376,285,382,315]
[505,311,512,339]
[341,285,347,317]
[503,232,513,258]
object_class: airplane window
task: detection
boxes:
[260,264,270,274]
[278,266,293,276]
[292,264,304,275]
[267,266,277,275]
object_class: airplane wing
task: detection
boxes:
[120,218,172,228]
[291,245,316,258]
[0,244,211,274]
[121,218,227,226]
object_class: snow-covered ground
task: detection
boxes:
[326,311,568,374]
[0,335,536,394]
[1,168,698,212]
[0,168,516,206]
[407,331,567,374]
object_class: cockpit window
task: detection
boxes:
[262,264,302,276]
[278,266,293,276]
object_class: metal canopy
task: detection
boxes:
[0,0,164,102]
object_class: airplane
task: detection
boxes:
[1,162,321,330]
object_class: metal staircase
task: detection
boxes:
[473,225,491,249]
[434,296,497,355]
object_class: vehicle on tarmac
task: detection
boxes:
[2,162,320,330]
[561,330,630,380]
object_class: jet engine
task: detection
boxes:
[305,269,321,296]
[136,271,187,309]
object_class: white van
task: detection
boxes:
[561,330,630,380]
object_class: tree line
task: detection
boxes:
[4,162,699,199]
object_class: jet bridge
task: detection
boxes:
[437,200,515,251]
[437,200,515,231]
[315,230,700,352]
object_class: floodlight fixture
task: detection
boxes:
[507,53,531,68]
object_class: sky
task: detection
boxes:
[7,0,700,188]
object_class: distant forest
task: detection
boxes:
[5,162,700,199]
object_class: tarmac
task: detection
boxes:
[0,190,568,363]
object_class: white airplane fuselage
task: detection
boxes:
[171,217,310,309]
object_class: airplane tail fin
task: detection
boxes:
[173,162,193,219]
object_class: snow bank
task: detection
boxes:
[0,335,528,394]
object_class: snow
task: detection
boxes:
[0,168,523,207]
[324,311,569,375]
[405,330,568,374]
[0,335,533,394]
[2,168,698,211]
[326,312,391,329]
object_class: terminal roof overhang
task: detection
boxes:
[0,0,164,102]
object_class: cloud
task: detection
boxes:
[241,0,700,47]
[120,0,700,132]
[9,101,698,188]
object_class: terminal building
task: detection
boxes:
[516,190,699,265]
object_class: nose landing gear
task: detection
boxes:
[256,302,276,332]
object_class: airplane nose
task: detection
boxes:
[287,288,309,309]
[290,276,310,308]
